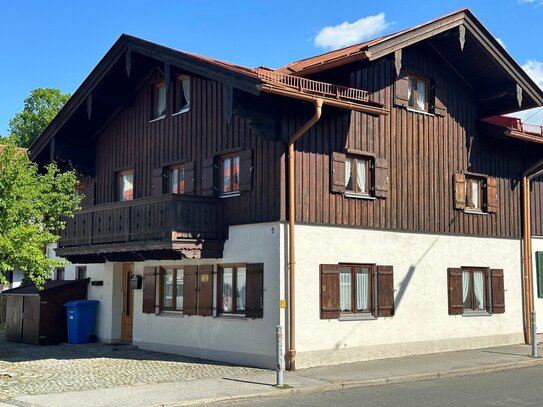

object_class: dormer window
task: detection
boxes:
[408,76,429,112]
[152,82,167,119]
[175,76,191,113]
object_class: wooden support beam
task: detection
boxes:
[517,83,523,108]
[459,25,466,51]
[394,49,402,77]
[125,49,131,77]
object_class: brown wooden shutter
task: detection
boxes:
[486,177,498,213]
[374,158,389,199]
[330,152,346,194]
[151,168,163,196]
[81,181,95,207]
[394,71,409,107]
[142,267,157,314]
[201,158,215,197]
[433,80,447,116]
[197,265,213,316]
[453,173,466,210]
[448,268,463,315]
[246,263,264,319]
[376,265,394,317]
[184,161,195,195]
[239,150,253,192]
[183,266,198,316]
[320,264,340,319]
[491,269,505,314]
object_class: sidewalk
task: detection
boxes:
[6,343,543,407]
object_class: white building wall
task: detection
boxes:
[292,224,524,368]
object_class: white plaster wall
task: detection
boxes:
[131,222,282,369]
[531,237,543,333]
[292,224,524,368]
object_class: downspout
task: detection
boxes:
[288,98,323,371]
[522,158,543,343]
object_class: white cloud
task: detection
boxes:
[517,0,543,6]
[496,38,506,49]
[314,13,391,50]
[510,60,543,125]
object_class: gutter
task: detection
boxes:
[522,158,543,344]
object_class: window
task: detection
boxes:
[408,76,429,112]
[77,266,87,280]
[453,173,498,214]
[217,264,264,318]
[160,267,184,311]
[175,76,191,113]
[220,154,240,194]
[320,263,394,319]
[116,169,134,202]
[56,267,65,281]
[345,156,371,196]
[152,82,167,119]
[167,165,185,194]
[447,267,505,315]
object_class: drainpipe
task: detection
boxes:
[522,158,543,344]
[287,98,323,371]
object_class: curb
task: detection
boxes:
[154,357,543,407]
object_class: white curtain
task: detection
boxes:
[356,271,369,311]
[462,271,470,306]
[175,270,183,311]
[473,271,485,309]
[340,271,352,311]
[408,78,413,105]
[163,269,173,309]
[416,80,426,111]
[157,86,166,116]
[344,158,352,190]
[222,268,233,312]
[182,77,191,109]
[356,159,366,193]
[471,180,479,209]
[236,267,246,312]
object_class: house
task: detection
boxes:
[30,8,543,369]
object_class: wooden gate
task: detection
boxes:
[5,295,40,344]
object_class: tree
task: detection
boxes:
[8,88,71,148]
[0,142,81,288]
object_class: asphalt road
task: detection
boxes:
[217,365,543,406]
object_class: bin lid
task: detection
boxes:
[63,299,99,308]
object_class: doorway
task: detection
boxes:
[121,263,134,342]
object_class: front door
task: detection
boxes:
[121,263,134,342]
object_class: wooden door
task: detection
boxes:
[21,296,40,345]
[121,263,134,342]
[5,296,23,342]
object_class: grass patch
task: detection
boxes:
[275,384,291,390]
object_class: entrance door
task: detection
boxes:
[121,263,134,342]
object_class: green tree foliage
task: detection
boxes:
[8,88,70,148]
[0,142,81,288]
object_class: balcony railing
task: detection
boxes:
[58,194,225,248]
[520,123,543,137]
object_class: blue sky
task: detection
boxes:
[1,0,543,135]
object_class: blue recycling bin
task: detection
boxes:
[64,300,99,344]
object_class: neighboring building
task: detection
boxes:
[0,270,23,291]
[30,9,543,369]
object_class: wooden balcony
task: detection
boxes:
[56,194,226,262]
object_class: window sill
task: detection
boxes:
[149,115,166,123]
[462,310,491,317]
[345,192,376,200]
[339,313,377,321]
[214,314,247,321]
[464,209,488,216]
[156,311,184,318]
[172,108,190,117]
[219,192,241,199]
[406,107,435,117]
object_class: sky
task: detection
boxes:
[1,0,543,135]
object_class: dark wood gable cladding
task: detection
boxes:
[287,42,543,239]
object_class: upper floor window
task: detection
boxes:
[175,76,191,113]
[465,175,483,211]
[152,82,167,119]
[167,165,185,194]
[408,76,429,112]
[220,154,240,195]
[453,173,498,214]
[117,169,134,202]
[345,155,371,196]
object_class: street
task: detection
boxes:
[217,365,543,406]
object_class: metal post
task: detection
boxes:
[276,325,284,386]
[532,311,538,358]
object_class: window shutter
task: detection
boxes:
[142,267,157,314]
[433,80,447,116]
[197,265,213,316]
[330,152,346,194]
[374,158,389,199]
[183,266,198,316]
[448,268,463,315]
[376,265,394,317]
[201,158,215,197]
[491,269,505,314]
[453,173,466,210]
[239,149,253,192]
[184,161,195,195]
[536,252,543,298]
[320,264,340,319]
[394,71,409,107]
[245,263,264,319]
[486,177,498,213]
[81,181,95,207]
[151,168,163,196]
